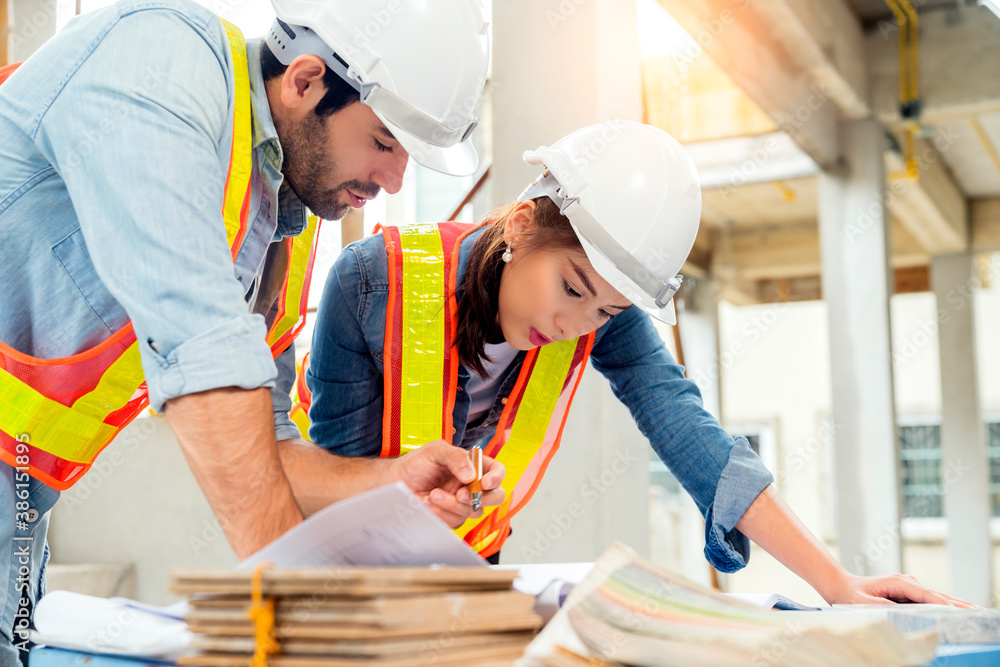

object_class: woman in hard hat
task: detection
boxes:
[301,121,970,606]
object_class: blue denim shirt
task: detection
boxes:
[0,0,302,440]
[307,228,775,572]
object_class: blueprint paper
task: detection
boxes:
[239,482,487,569]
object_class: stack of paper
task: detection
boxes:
[171,566,542,666]
[30,591,191,660]
[518,543,940,667]
[492,562,595,625]
[239,482,487,570]
[725,592,825,611]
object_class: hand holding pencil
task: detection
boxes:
[391,440,506,528]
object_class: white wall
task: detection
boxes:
[716,299,834,604]
[48,415,236,605]
[11,0,57,61]
[503,371,653,565]
[892,292,944,416]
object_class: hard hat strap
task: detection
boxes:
[265,20,478,148]
[519,172,683,309]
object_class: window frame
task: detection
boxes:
[897,413,1000,542]
[897,415,944,524]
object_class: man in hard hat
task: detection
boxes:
[0,0,498,661]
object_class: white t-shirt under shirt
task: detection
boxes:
[466,342,520,425]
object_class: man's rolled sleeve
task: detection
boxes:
[141,314,277,412]
[271,343,303,442]
[702,437,774,573]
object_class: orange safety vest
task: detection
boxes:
[0,21,321,490]
[0,64,18,84]
[294,223,594,558]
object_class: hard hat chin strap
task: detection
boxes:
[519,171,683,309]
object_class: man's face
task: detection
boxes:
[280,101,409,220]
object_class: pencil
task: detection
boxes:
[469,446,483,511]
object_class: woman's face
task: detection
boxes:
[497,202,633,350]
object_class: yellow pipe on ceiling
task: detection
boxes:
[885,0,922,182]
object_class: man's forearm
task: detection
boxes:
[735,485,850,603]
[277,438,393,516]
[165,387,303,560]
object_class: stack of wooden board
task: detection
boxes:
[170,567,541,667]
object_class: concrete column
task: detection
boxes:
[491,0,643,198]
[818,119,902,576]
[11,0,57,62]
[931,252,992,606]
[341,207,364,248]
[493,0,650,563]
[385,166,414,227]
[2,0,12,66]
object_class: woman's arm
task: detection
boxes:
[589,307,773,573]
[737,485,975,606]
[590,309,974,605]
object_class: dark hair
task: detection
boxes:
[260,42,360,117]
[455,197,584,377]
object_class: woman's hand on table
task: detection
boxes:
[825,572,979,608]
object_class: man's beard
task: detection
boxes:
[280,111,380,221]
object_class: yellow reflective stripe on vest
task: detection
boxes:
[0,343,143,463]
[399,223,447,454]
[454,339,576,542]
[72,343,146,418]
[220,18,251,249]
[0,373,113,463]
[266,214,319,348]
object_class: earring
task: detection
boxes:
[502,245,513,263]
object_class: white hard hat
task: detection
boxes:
[518,121,701,325]
[266,0,490,176]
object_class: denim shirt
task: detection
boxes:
[307,228,775,572]
[0,0,302,440]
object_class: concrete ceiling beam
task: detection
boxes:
[751,0,870,118]
[972,197,1000,252]
[654,0,842,169]
[868,6,1000,126]
[885,134,969,254]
